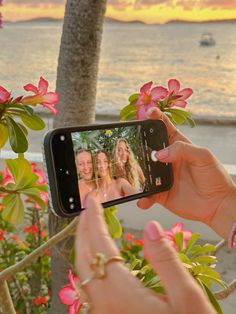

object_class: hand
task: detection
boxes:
[75,196,214,314]
[137,107,236,239]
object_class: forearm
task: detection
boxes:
[209,185,236,240]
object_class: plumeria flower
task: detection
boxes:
[165,222,192,251]
[22,76,59,114]
[135,81,168,119]
[58,270,82,314]
[166,79,193,108]
[0,86,11,103]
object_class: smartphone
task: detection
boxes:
[43,119,173,217]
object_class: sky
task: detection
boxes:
[1,0,236,24]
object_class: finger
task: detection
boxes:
[153,140,215,165]
[84,195,119,257]
[146,107,191,144]
[143,221,202,307]
[137,195,157,209]
[75,211,92,281]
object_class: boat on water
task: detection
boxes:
[199,32,216,46]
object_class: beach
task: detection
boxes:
[1,19,236,313]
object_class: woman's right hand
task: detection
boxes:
[137,107,236,239]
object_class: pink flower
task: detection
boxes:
[58,270,82,314]
[33,295,48,306]
[167,79,193,108]
[165,222,192,251]
[22,77,59,114]
[31,162,46,185]
[1,167,14,185]
[135,81,168,119]
[123,233,135,241]
[0,86,11,103]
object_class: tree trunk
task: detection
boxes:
[50,0,107,312]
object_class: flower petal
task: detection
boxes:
[168,79,180,94]
[151,86,168,100]
[41,103,58,114]
[0,86,11,103]
[23,83,38,94]
[68,300,82,314]
[38,77,49,95]
[136,105,147,120]
[174,100,187,108]
[41,92,59,105]
[140,81,153,94]
[178,88,193,100]
[58,285,77,306]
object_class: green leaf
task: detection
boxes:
[192,264,220,279]
[198,274,228,289]
[186,116,196,128]
[21,113,45,130]
[104,207,122,238]
[0,123,9,148]
[175,232,183,251]
[201,283,223,314]
[2,193,24,224]
[20,187,46,210]
[128,93,139,102]
[184,233,200,252]
[165,109,186,125]
[6,158,38,190]
[5,116,28,153]
[120,103,137,121]
[178,253,192,265]
[17,122,28,136]
[192,255,216,264]
[22,105,34,115]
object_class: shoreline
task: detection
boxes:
[37,110,236,126]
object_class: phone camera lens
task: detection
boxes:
[69,197,74,203]
[60,135,65,141]
[150,128,154,134]
[69,203,75,210]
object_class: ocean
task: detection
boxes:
[0,21,236,118]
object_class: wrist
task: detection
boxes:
[209,185,236,240]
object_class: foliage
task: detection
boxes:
[119,230,226,314]
[0,203,51,313]
[120,79,196,127]
[0,77,58,153]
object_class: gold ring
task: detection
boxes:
[90,253,124,279]
[80,302,91,313]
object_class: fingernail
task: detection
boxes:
[156,147,169,160]
[145,221,165,241]
[146,107,156,117]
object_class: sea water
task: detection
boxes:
[0,21,235,118]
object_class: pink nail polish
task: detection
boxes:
[145,221,164,241]
[156,148,169,161]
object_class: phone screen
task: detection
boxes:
[44,119,172,217]
[71,124,151,208]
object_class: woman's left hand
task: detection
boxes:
[75,196,215,314]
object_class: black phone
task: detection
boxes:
[43,119,173,217]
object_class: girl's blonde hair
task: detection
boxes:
[113,138,140,189]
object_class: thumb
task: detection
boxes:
[153,141,215,165]
[144,221,199,305]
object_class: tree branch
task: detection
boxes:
[0,281,16,314]
[0,217,78,282]
[215,239,226,253]
[214,279,236,300]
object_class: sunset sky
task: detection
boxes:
[1,0,236,24]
